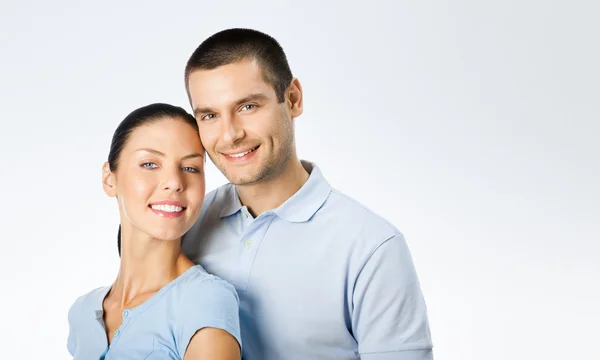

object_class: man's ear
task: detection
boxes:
[102,162,117,197]
[286,77,303,119]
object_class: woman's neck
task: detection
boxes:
[109,232,193,309]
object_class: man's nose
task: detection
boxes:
[220,115,245,145]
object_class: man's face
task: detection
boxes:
[188,59,297,186]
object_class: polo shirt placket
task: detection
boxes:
[236,206,275,292]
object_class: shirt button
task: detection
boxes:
[123,310,129,317]
[114,330,120,337]
[242,212,248,219]
[244,240,252,248]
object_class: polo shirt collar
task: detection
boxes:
[219,185,243,218]
[219,160,331,223]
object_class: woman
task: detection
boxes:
[67,103,241,359]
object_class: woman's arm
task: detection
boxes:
[184,326,241,360]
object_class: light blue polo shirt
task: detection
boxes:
[182,161,433,360]
[67,265,241,359]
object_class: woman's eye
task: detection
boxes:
[182,167,200,173]
[241,104,256,111]
[141,162,158,169]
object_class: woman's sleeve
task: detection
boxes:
[67,300,79,356]
[176,279,242,357]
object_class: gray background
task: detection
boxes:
[0,0,598,358]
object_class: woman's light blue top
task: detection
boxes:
[67,265,241,359]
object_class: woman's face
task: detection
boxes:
[104,117,205,241]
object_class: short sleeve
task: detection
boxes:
[67,300,78,356]
[176,278,241,356]
[352,233,433,360]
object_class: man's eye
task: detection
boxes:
[201,114,215,121]
[141,162,158,169]
[241,104,256,111]
[182,167,200,173]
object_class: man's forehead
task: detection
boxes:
[188,65,276,107]
[189,59,264,83]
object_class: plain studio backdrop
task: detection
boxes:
[1,0,598,359]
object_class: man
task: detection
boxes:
[182,28,433,360]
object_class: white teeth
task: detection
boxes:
[228,146,258,158]
[151,204,183,213]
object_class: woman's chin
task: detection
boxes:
[147,230,185,243]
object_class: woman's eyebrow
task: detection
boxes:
[181,153,203,160]
[135,148,203,160]
[135,148,164,156]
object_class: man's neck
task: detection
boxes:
[236,159,309,217]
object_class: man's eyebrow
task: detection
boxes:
[193,106,215,117]
[135,148,203,160]
[233,93,269,106]
[193,93,269,116]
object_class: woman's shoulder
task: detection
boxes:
[169,265,240,322]
[174,265,238,302]
[68,285,111,323]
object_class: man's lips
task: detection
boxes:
[221,145,260,158]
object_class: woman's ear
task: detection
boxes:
[102,162,117,197]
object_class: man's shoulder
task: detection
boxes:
[319,187,402,243]
[326,188,399,229]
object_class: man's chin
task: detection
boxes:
[218,161,274,186]
[225,170,265,186]
[229,176,263,186]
